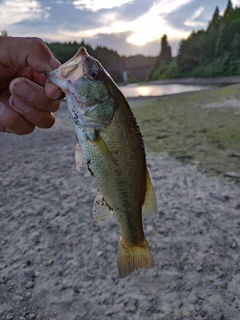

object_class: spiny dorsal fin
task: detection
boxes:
[93,192,113,222]
[142,169,157,216]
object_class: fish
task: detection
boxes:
[45,47,157,278]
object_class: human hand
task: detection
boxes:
[0,37,64,135]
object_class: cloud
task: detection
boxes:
[164,0,240,33]
[72,0,133,12]
[0,0,48,26]
[232,0,240,6]
[184,7,206,28]
[1,0,237,57]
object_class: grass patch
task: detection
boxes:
[130,85,240,181]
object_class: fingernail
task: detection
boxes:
[13,80,36,100]
[10,97,32,113]
[49,56,61,70]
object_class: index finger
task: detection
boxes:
[0,37,60,72]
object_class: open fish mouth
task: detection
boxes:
[45,47,89,92]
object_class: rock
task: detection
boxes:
[196,264,203,272]
[226,292,235,302]
[11,295,24,302]
[224,171,240,178]
[25,281,34,289]
[47,259,54,266]
[34,271,41,277]
[96,251,103,258]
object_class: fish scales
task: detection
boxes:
[45,47,157,278]
[84,97,146,245]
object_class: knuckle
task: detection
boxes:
[30,37,45,48]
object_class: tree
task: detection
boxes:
[1,30,8,37]
[223,0,234,19]
[207,6,221,32]
[229,33,240,75]
[201,7,221,61]
[177,30,205,74]
[148,34,172,79]
[159,34,172,64]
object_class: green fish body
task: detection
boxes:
[45,47,157,278]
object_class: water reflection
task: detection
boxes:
[119,83,208,98]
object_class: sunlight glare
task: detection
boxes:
[126,0,193,46]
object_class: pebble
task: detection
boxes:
[224,171,240,178]
[11,295,24,302]
[34,271,41,277]
[25,281,34,289]
[226,293,235,302]
[196,264,203,272]
[47,259,54,266]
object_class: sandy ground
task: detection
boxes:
[1,102,240,320]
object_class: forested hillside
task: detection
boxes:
[47,41,154,83]
[151,0,240,79]
[2,0,238,82]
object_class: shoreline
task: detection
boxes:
[120,78,240,101]
[118,76,240,88]
[149,76,240,86]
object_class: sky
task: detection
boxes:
[0,0,240,57]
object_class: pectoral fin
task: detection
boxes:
[92,135,112,158]
[75,142,85,171]
[93,192,113,222]
[142,169,157,216]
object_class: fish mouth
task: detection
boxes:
[45,46,89,92]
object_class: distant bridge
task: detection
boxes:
[106,65,153,83]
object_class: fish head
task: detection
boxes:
[45,47,115,130]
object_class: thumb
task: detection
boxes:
[0,37,60,72]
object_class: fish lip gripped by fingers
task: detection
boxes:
[45,47,88,95]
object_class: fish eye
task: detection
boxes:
[89,69,98,79]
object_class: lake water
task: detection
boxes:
[119,83,209,98]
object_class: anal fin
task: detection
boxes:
[142,169,157,216]
[117,235,154,278]
[93,192,113,222]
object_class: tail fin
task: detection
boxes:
[117,235,154,278]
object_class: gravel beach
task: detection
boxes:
[1,101,240,320]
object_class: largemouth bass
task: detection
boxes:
[45,47,157,278]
